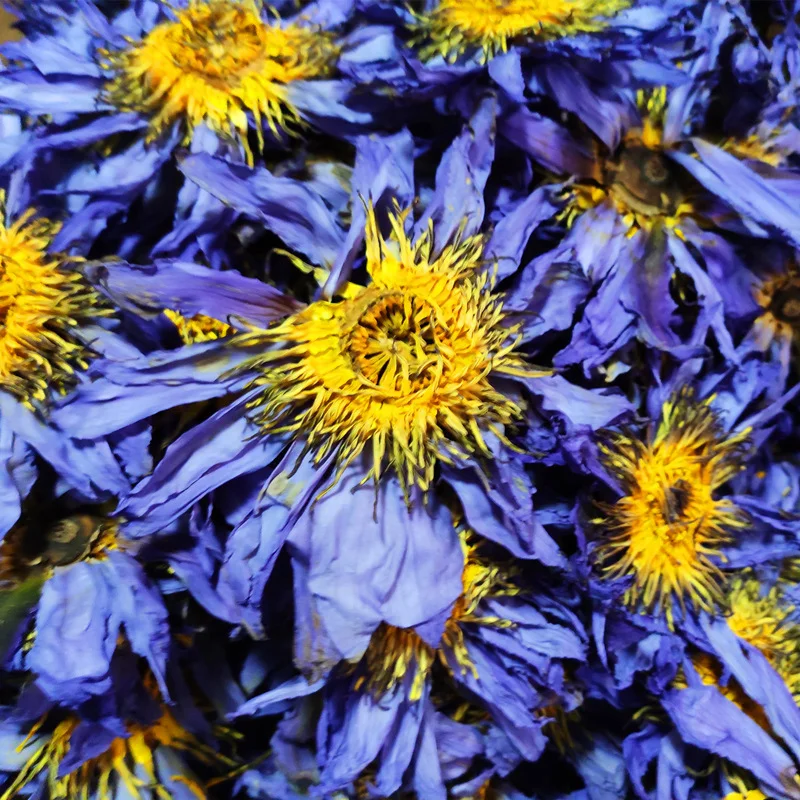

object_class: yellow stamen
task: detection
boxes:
[234,205,546,498]
[412,0,630,63]
[594,391,750,622]
[726,577,800,701]
[164,309,234,344]
[560,88,694,236]
[101,0,336,164]
[722,132,785,167]
[0,695,235,800]
[0,197,108,408]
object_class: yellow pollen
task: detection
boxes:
[164,308,234,344]
[412,0,630,63]
[724,792,768,800]
[351,538,515,701]
[726,577,800,701]
[235,205,544,498]
[0,199,108,408]
[101,0,336,164]
[0,699,232,800]
[594,392,750,622]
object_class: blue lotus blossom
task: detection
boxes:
[50,103,631,662]
[0,0,371,260]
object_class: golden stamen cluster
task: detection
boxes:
[0,695,234,800]
[235,205,542,497]
[411,0,629,63]
[726,577,800,700]
[594,392,750,622]
[0,199,108,408]
[561,89,694,236]
[101,0,336,163]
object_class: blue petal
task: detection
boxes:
[104,551,171,701]
[415,94,496,246]
[287,79,373,133]
[179,153,346,268]
[670,140,800,248]
[317,684,414,794]
[527,375,633,431]
[444,455,565,565]
[538,63,632,150]
[488,51,525,102]
[702,615,800,765]
[288,469,464,660]
[500,109,595,176]
[0,416,36,540]
[0,393,128,501]
[1,36,100,77]
[662,682,796,798]
[82,258,303,325]
[323,128,415,296]
[51,341,252,439]
[28,562,118,704]
[0,71,106,114]
[120,396,288,537]
[34,113,147,151]
[484,186,560,280]
[218,446,331,636]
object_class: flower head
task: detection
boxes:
[412,0,631,63]
[101,0,337,162]
[561,89,694,236]
[236,205,539,497]
[725,576,800,700]
[595,392,750,621]
[0,198,108,408]
[0,691,231,800]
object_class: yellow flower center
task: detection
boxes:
[0,202,107,408]
[0,699,231,800]
[351,539,515,701]
[0,514,119,586]
[595,393,750,621]
[754,270,800,340]
[562,89,695,236]
[238,207,541,496]
[413,0,630,62]
[102,0,336,163]
[164,309,235,344]
[727,577,800,699]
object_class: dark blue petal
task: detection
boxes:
[82,258,303,325]
[323,128,415,296]
[670,140,800,248]
[289,470,463,660]
[0,393,128,501]
[415,93,496,246]
[179,153,346,267]
[51,341,252,439]
[120,397,288,537]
